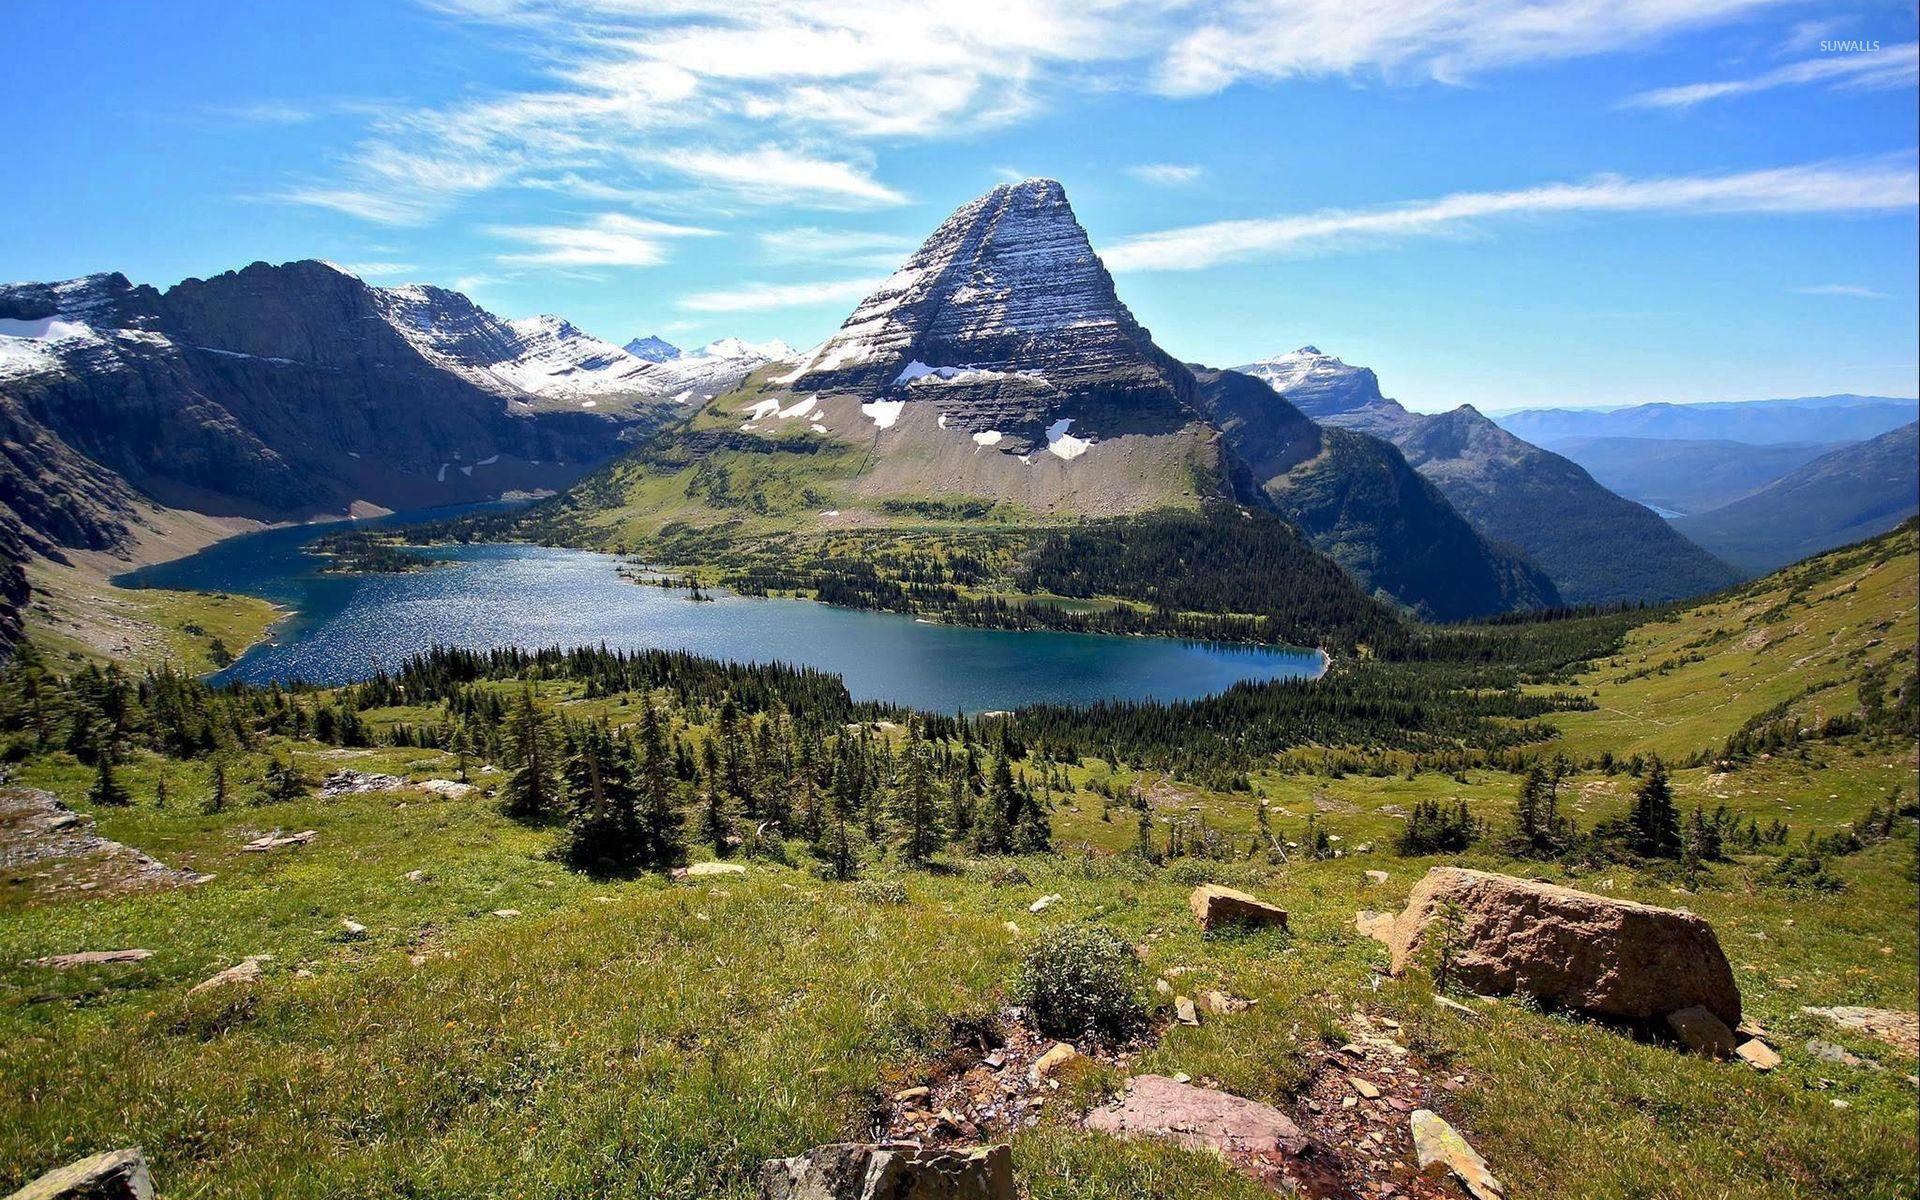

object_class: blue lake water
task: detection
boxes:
[117,509,1324,712]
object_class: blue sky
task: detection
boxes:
[7,0,1917,411]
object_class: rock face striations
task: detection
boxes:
[1238,347,1741,605]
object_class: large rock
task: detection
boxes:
[1188,885,1288,932]
[1372,868,1740,1026]
[4,1147,153,1200]
[1084,1074,1307,1157]
[1410,1110,1503,1200]
[1801,1006,1919,1057]
[757,1143,1011,1200]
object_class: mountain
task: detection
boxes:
[0,260,683,649]
[623,334,681,363]
[534,179,1550,622]
[631,337,801,404]
[1543,436,1846,516]
[1494,394,1919,446]
[1187,366,1559,620]
[1237,347,1741,606]
[1671,423,1920,573]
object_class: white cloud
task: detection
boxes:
[1104,159,1920,271]
[677,277,885,313]
[758,226,916,265]
[1151,0,1789,93]
[1622,42,1918,109]
[489,213,718,267]
[1794,283,1892,298]
[653,147,907,208]
[1127,163,1204,186]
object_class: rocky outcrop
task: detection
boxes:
[1373,867,1741,1026]
[757,1143,1012,1200]
[1188,883,1288,932]
[1238,347,1740,605]
[3,1147,153,1200]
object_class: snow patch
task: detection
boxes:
[579,399,598,408]
[0,316,92,341]
[476,454,500,466]
[1044,417,1091,461]
[860,399,905,429]
[746,397,782,421]
[972,430,1003,447]
[778,395,818,419]
[810,422,829,433]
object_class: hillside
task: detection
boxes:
[1238,348,1740,605]
[1671,424,1919,573]
[1496,394,1918,445]
[1546,436,1844,516]
[1548,518,1918,761]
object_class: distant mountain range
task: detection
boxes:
[1671,423,1920,573]
[1235,348,1739,606]
[1543,436,1844,517]
[1494,394,1918,446]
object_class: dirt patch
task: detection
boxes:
[0,786,206,903]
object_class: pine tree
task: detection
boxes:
[501,690,560,822]
[260,755,309,805]
[946,768,974,842]
[973,747,1016,854]
[1135,807,1158,863]
[559,724,643,873]
[895,722,943,865]
[635,701,684,868]
[206,760,228,814]
[824,810,859,881]
[87,755,131,807]
[1630,757,1681,859]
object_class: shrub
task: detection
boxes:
[852,879,909,905]
[1015,924,1143,1039]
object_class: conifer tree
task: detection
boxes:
[501,689,560,822]
[895,722,943,865]
[559,724,642,873]
[974,747,1016,854]
[1630,757,1681,859]
[87,754,131,807]
[700,736,732,856]
[260,755,308,805]
[635,700,684,867]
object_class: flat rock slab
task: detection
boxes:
[187,954,270,996]
[4,1147,153,1200]
[1411,1109,1503,1200]
[1372,867,1741,1026]
[758,1142,1012,1200]
[415,779,474,799]
[1,788,203,901]
[1667,1004,1737,1058]
[672,862,747,880]
[1084,1074,1307,1157]
[23,949,153,970]
[1801,1007,1919,1057]
[1188,884,1288,932]
[319,770,407,796]
[241,830,316,852]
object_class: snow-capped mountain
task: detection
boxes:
[773,178,1192,457]
[1233,346,1740,605]
[633,336,801,403]
[623,334,681,363]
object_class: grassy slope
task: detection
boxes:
[2,530,1916,1199]
[1547,522,1917,761]
[26,560,282,677]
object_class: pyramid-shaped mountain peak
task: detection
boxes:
[778,179,1174,410]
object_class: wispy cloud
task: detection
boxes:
[1151,0,1787,94]
[758,226,916,266]
[1623,42,1918,109]
[653,147,906,208]
[1794,283,1892,299]
[677,277,885,313]
[214,100,319,124]
[1127,163,1204,186]
[1104,159,1920,271]
[489,213,718,267]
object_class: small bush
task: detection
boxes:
[853,879,909,905]
[1015,924,1143,1039]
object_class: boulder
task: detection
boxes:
[757,1142,1012,1200]
[1028,1042,1077,1084]
[4,1147,153,1200]
[1666,1005,1737,1058]
[241,830,316,852]
[1410,1110,1503,1200]
[187,954,270,996]
[416,779,474,799]
[1084,1074,1307,1157]
[1188,884,1287,932]
[1371,867,1740,1026]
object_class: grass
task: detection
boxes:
[26,567,282,675]
[2,725,1913,1199]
